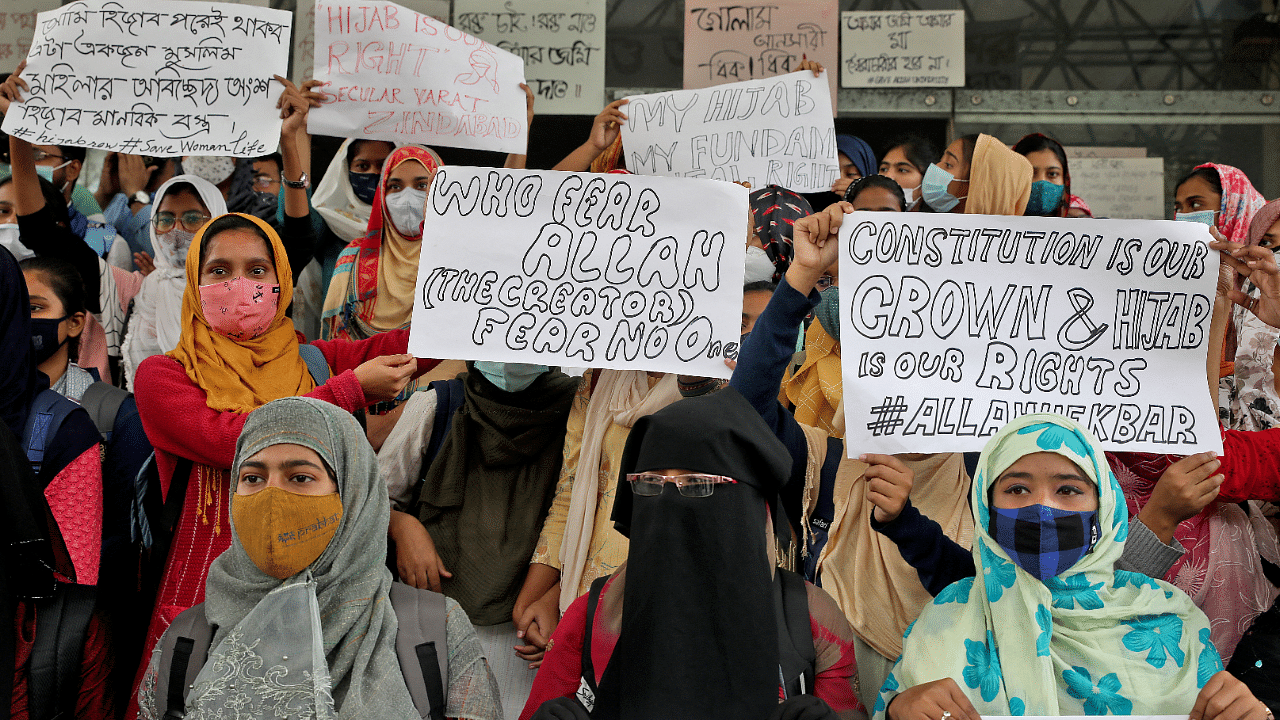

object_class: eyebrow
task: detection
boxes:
[240,459,325,471]
[997,470,1090,482]
[943,150,959,163]
[206,256,272,267]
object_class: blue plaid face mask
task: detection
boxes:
[988,504,1099,582]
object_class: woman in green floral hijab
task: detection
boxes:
[876,413,1267,720]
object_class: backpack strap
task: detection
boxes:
[775,569,816,699]
[298,343,332,384]
[21,389,74,476]
[80,382,130,443]
[389,581,448,720]
[153,603,215,720]
[27,583,97,720]
[575,575,610,714]
[423,379,465,470]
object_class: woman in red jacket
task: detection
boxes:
[131,212,438,704]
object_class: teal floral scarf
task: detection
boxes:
[874,413,1222,717]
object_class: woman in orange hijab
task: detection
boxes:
[131,213,438,707]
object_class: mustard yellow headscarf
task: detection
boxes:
[965,134,1033,217]
[169,213,316,412]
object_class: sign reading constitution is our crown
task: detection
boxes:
[408,168,748,379]
[838,212,1223,455]
[3,0,291,156]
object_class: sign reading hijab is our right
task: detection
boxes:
[838,213,1224,456]
[407,168,748,379]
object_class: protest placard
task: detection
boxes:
[618,70,838,192]
[453,0,604,115]
[291,0,447,84]
[683,0,838,106]
[837,212,1222,455]
[0,2,57,65]
[307,0,528,154]
[840,10,964,88]
[1,0,291,156]
[1068,157,1166,220]
[407,168,748,377]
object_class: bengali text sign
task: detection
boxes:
[408,168,748,377]
[454,0,604,115]
[2,0,291,156]
[840,10,964,88]
[0,2,58,65]
[684,0,838,106]
[838,213,1222,455]
[618,70,838,192]
[308,0,528,154]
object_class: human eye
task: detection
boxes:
[878,162,890,174]
[1000,482,1028,495]
[289,472,316,484]
[239,472,264,486]
[1056,484,1085,497]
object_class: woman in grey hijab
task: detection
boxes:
[137,396,502,720]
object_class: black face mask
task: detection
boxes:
[30,315,69,364]
[349,171,380,205]
[248,191,277,221]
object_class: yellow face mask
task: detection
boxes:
[231,487,344,580]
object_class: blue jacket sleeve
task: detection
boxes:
[871,500,976,596]
[729,275,818,483]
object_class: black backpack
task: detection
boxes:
[153,581,450,720]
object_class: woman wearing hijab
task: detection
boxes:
[875,413,1263,720]
[1013,133,1072,217]
[750,185,815,283]
[120,174,227,386]
[137,396,502,720]
[131,213,438,702]
[919,133,1033,216]
[1221,198,1280,430]
[522,388,866,720]
[1,246,114,718]
[1174,164,1265,242]
[832,134,877,198]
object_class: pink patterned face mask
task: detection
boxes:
[198,276,280,340]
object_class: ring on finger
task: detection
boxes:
[942,711,952,720]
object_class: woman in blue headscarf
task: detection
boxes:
[875,413,1265,720]
[832,135,876,199]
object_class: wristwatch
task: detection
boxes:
[131,190,150,204]
[282,172,309,189]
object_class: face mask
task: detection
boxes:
[248,191,277,221]
[30,315,70,364]
[349,171,380,205]
[157,228,197,269]
[1175,210,1217,226]
[473,361,550,392]
[1025,180,1065,216]
[36,161,72,195]
[901,185,919,206]
[988,503,1099,582]
[199,276,281,341]
[921,163,968,213]
[385,187,427,237]
[232,487,343,580]
[744,245,776,283]
[0,224,33,261]
[813,285,840,342]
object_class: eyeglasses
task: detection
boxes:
[815,274,835,291]
[153,210,212,233]
[0,149,66,164]
[252,174,278,189]
[625,472,739,498]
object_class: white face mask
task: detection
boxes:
[385,188,427,237]
[0,224,33,261]
[902,185,919,205]
[157,228,197,270]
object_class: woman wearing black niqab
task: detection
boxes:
[521,387,868,720]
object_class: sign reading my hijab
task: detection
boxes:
[594,387,794,720]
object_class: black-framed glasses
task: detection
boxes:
[626,472,739,498]
[152,210,212,233]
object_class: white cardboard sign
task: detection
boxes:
[453,0,605,115]
[840,10,965,88]
[408,168,748,378]
[838,212,1223,455]
[308,0,528,154]
[2,0,291,156]
[291,0,448,85]
[618,70,839,193]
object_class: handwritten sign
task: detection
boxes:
[407,167,748,378]
[290,0,447,84]
[453,0,604,115]
[840,10,964,88]
[308,0,528,154]
[1067,157,1166,220]
[618,70,838,193]
[1,0,291,156]
[684,0,838,106]
[0,2,57,65]
[837,213,1222,455]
